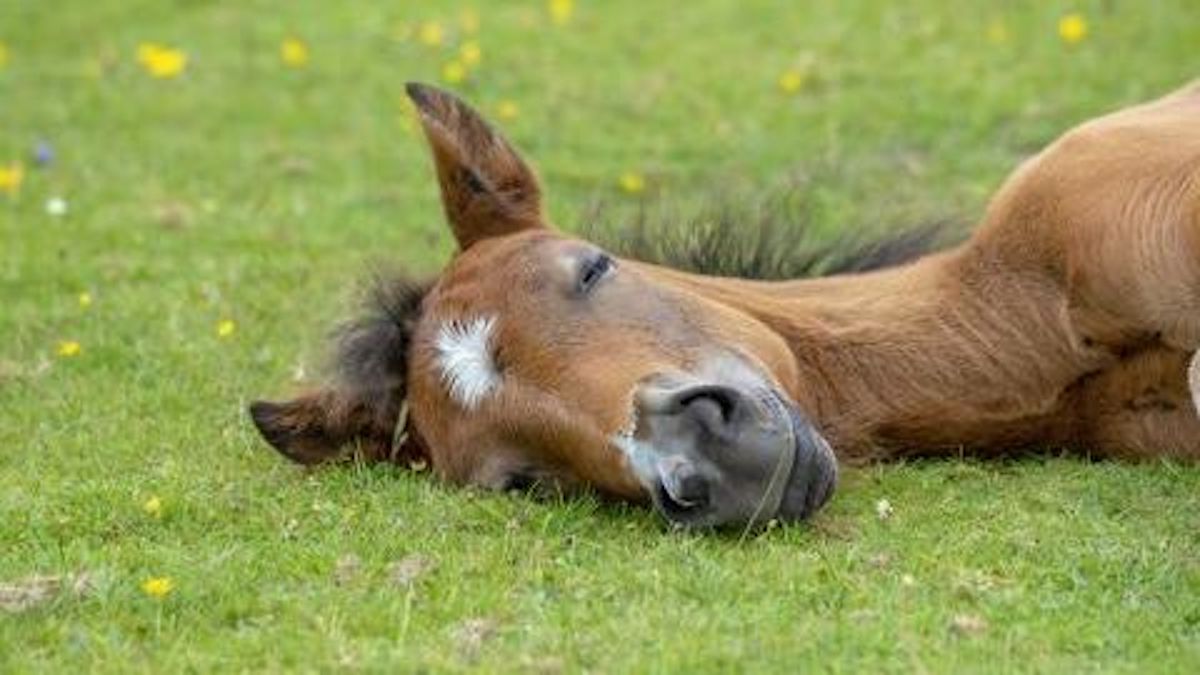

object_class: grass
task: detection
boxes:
[2,0,1199,671]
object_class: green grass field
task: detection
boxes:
[3,1,1199,671]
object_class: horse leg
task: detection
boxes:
[1068,347,1200,460]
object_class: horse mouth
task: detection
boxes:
[655,479,707,518]
[778,399,839,521]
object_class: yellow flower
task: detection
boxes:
[1058,13,1087,45]
[78,292,93,309]
[778,69,805,95]
[618,171,646,194]
[549,0,573,26]
[418,21,444,47]
[57,340,82,358]
[986,18,1009,45]
[0,41,8,69]
[459,41,481,67]
[496,100,519,121]
[143,495,162,517]
[141,576,174,599]
[459,9,480,35]
[216,319,236,338]
[281,37,309,68]
[137,43,187,79]
[0,162,23,195]
[442,59,467,84]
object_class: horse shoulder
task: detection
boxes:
[973,83,1200,352]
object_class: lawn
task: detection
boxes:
[2,0,1199,671]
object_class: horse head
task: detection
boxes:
[251,83,838,529]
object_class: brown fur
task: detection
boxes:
[252,80,1200,505]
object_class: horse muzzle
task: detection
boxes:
[614,372,838,529]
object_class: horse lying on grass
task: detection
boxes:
[251,80,1200,529]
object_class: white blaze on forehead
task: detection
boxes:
[435,315,500,409]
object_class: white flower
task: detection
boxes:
[45,197,68,217]
[875,498,894,520]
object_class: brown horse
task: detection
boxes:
[250,80,1200,529]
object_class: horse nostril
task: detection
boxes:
[659,463,711,511]
[677,472,710,507]
[675,385,742,435]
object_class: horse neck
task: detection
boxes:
[650,244,1099,456]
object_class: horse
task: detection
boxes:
[250,80,1200,529]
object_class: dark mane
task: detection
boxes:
[581,190,954,279]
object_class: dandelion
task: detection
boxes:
[549,0,574,26]
[418,21,444,47]
[986,18,1009,45]
[0,41,8,69]
[78,291,93,308]
[141,576,174,599]
[57,340,82,358]
[0,162,23,196]
[778,68,806,95]
[136,43,187,79]
[216,319,236,339]
[45,197,68,217]
[1058,13,1087,45]
[441,59,467,84]
[143,495,162,517]
[459,41,481,67]
[618,171,646,195]
[281,37,310,68]
[459,9,480,35]
[496,100,519,121]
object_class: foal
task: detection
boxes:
[251,81,1200,528]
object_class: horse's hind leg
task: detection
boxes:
[1071,348,1200,460]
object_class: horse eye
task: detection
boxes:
[576,252,615,295]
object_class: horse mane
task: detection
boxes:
[581,190,954,279]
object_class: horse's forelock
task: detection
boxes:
[324,271,433,461]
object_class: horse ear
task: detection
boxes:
[249,393,424,466]
[249,273,431,467]
[406,82,544,249]
[249,394,380,465]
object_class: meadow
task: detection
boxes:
[2,0,1199,671]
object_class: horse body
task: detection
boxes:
[639,81,1200,461]
[251,80,1200,528]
